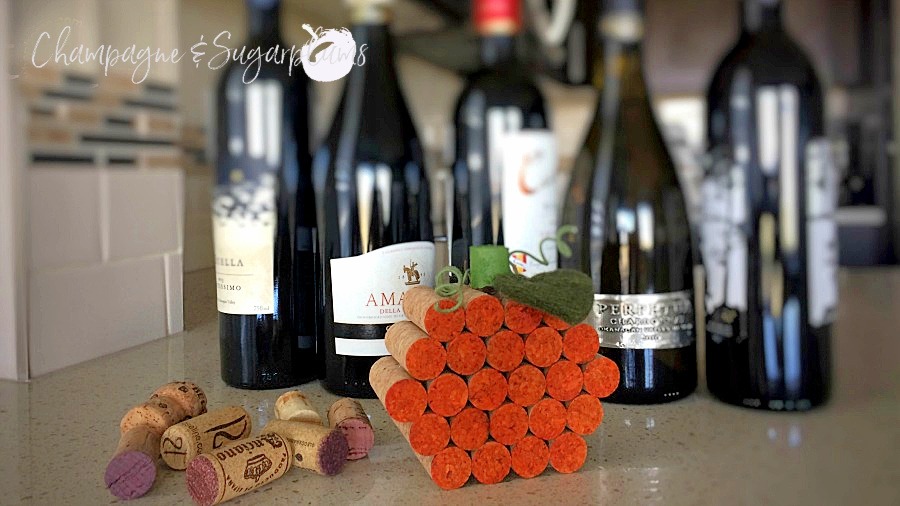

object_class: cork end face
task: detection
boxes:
[317,429,350,475]
[105,451,157,500]
[338,418,375,460]
[185,456,219,506]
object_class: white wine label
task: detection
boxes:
[806,138,838,327]
[212,174,276,315]
[502,129,559,276]
[330,241,435,327]
[591,291,695,349]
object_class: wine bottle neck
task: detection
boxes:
[741,0,783,33]
[479,35,517,68]
[349,22,401,87]
[247,0,282,44]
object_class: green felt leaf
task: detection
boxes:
[493,269,594,325]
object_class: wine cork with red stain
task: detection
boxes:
[462,287,504,337]
[120,395,188,437]
[562,323,600,364]
[161,406,252,470]
[545,360,584,401]
[185,433,293,506]
[327,398,375,460]
[385,321,447,380]
[446,332,486,375]
[528,398,567,441]
[485,330,525,372]
[151,381,207,418]
[370,356,428,423]
[427,373,468,417]
[524,327,563,367]
[507,364,546,407]
[582,355,621,398]
[449,407,489,451]
[542,313,571,331]
[409,413,451,456]
[261,420,349,475]
[504,301,543,334]
[510,435,550,479]
[489,403,529,446]
[566,394,604,435]
[549,432,588,474]
[274,390,322,424]
[402,285,466,342]
[380,410,471,490]
[468,368,507,411]
[471,441,511,485]
[104,425,161,500]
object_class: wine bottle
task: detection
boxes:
[451,0,556,275]
[314,0,434,398]
[213,0,317,389]
[563,0,697,404]
[703,0,835,410]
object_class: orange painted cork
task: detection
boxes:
[327,398,375,460]
[542,312,571,331]
[471,441,511,485]
[545,360,584,401]
[467,368,508,411]
[485,329,525,372]
[528,398,567,441]
[524,326,563,368]
[427,373,468,417]
[566,394,604,435]
[402,285,466,342]
[449,407,489,451]
[562,323,600,364]
[504,300,543,334]
[446,332,487,375]
[370,356,428,423]
[409,413,452,456]
[385,321,448,380]
[382,411,471,490]
[510,435,550,479]
[582,355,621,398]
[507,364,546,407]
[489,403,529,446]
[462,287,505,337]
[549,432,588,474]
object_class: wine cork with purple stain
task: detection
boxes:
[326,398,375,460]
[185,433,293,506]
[274,390,322,424]
[261,419,348,475]
[161,406,252,470]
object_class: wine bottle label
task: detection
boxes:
[212,174,276,315]
[330,241,435,356]
[806,138,838,327]
[502,129,559,276]
[591,291,695,349]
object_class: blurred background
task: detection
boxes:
[0,0,896,379]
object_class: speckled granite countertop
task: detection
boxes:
[1,269,898,505]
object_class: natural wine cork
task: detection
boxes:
[409,412,451,456]
[262,420,349,476]
[461,287,504,337]
[185,433,293,506]
[402,285,466,342]
[427,373,468,417]
[582,355,621,398]
[504,300,543,335]
[120,395,188,437]
[545,360,584,402]
[467,368,507,411]
[274,390,323,424]
[524,326,563,367]
[510,435,550,479]
[528,398,567,441]
[562,323,600,364]
[548,432,588,474]
[449,407,488,451]
[104,425,160,500]
[446,332,486,376]
[507,364,546,407]
[151,381,207,418]
[326,398,375,460]
[385,321,447,380]
[566,394,604,435]
[485,330,525,372]
[161,406,252,470]
[370,356,428,423]
[471,441,511,485]
[489,403,529,446]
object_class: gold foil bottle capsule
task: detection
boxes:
[161,406,252,470]
[274,390,322,424]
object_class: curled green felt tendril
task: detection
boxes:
[508,225,579,271]
[433,266,470,313]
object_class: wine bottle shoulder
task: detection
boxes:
[454,70,547,119]
[709,32,822,94]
